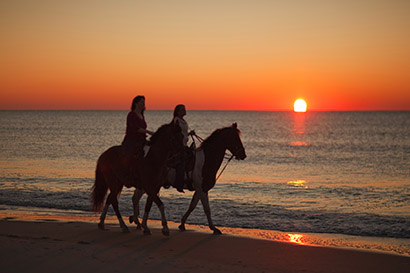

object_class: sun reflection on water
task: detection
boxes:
[292,112,306,135]
[290,141,310,146]
[287,180,308,188]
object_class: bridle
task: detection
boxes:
[190,130,243,181]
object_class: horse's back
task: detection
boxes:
[99,145,122,160]
[97,145,125,172]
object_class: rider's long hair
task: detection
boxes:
[173,104,185,117]
[131,95,145,113]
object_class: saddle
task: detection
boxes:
[167,144,195,172]
[165,144,195,191]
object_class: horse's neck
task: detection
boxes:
[145,140,171,167]
[203,142,226,175]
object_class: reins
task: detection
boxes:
[215,154,234,181]
[190,131,234,182]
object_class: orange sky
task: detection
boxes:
[1,0,409,111]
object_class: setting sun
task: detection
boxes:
[294,99,307,112]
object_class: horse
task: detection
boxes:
[90,121,183,235]
[129,123,246,235]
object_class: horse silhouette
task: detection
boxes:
[130,123,246,235]
[91,121,183,234]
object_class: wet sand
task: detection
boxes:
[0,216,409,273]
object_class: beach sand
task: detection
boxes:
[0,214,409,273]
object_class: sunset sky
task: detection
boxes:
[1,0,409,111]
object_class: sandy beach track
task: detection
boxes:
[0,220,409,273]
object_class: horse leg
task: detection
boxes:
[98,200,110,230]
[179,191,200,232]
[129,188,144,230]
[141,195,154,235]
[200,191,222,235]
[108,192,129,233]
[151,195,169,236]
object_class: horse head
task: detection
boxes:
[226,123,246,160]
[200,123,246,160]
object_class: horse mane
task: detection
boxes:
[148,123,172,146]
[200,126,241,149]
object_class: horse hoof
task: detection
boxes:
[143,230,152,235]
[178,224,186,232]
[129,216,134,224]
[162,230,170,236]
[98,223,106,230]
[122,227,130,233]
[136,223,142,230]
[213,228,222,235]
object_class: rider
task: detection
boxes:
[121,96,154,186]
[172,104,194,192]
[122,95,154,157]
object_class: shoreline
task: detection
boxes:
[0,208,409,257]
[1,218,409,273]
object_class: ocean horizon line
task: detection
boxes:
[1,109,409,112]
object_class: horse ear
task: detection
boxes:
[232,122,237,129]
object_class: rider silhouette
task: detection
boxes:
[122,96,153,156]
[121,96,153,186]
[172,104,194,192]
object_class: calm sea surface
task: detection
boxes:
[1,110,409,253]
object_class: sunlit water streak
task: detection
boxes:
[0,110,409,255]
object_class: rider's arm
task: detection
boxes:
[137,128,154,135]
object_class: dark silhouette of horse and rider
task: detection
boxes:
[91,96,246,235]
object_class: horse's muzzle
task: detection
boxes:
[235,149,247,160]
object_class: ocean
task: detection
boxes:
[1,110,409,255]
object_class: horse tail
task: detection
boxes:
[90,161,108,212]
